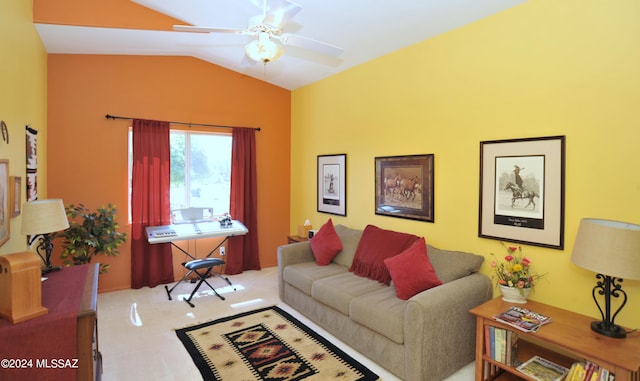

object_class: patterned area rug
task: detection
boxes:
[175,306,379,381]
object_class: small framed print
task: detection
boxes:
[10,176,21,217]
[479,136,566,249]
[317,154,347,216]
[375,154,434,222]
[0,159,9,247]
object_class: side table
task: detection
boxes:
[287,235,308,244]
[470,297,640,381]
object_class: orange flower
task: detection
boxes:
[490,242,545,291]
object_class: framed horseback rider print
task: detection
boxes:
[479,136,566,249]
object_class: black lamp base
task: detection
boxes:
[34,233,61,276]
[42,265,62,275]
[591,320,626,338]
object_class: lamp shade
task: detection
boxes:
[21,199,70,235]
[571,218,640,280]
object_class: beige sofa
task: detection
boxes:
[277,224,492,381]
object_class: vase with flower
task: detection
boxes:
[490,242,545,304]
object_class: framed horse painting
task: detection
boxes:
[375,154,434,222]
[479,136,566,249]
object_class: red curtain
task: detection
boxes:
[130,119,174,288]
[226,128,261,274]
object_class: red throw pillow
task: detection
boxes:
[349,225,419,284]
[310,219,343,266]
[384,237,443,300]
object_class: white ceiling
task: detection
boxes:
[35,0,526,90]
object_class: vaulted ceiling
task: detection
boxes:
[34,0,526,90]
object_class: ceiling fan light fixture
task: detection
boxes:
[245,32,283,63]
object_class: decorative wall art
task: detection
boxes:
[1,120,8,144]
[10,176,21,217]
[375,154,434,222]
[0,159,9,247]
[479,136,566,249]
[26,126,38,202]
[25,126,41,249]
[317,154,346,216]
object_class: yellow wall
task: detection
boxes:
[0,0,48,255]
[291,0,640,328]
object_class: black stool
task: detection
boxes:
[164,258,235,307]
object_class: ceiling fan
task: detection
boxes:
[173,0,344,64]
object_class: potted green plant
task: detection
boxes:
[54,203,127,274]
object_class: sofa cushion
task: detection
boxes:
[332,225,364,267]
[311,272,386,315]
[283,262,348,296]
[426,245,484,283]
[310,219,343,266]
[349,287,407,344]
[384,237,443,300]
[349,225,419,285]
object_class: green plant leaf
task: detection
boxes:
[53,203,127,274]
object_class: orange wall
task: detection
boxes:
[47,54,291,292]
[33,0,182,30]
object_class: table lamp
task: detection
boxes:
[21,199,70,274]
[570,218,640,338]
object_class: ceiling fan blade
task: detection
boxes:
[263,0,302,28]
[173,25,247,35]
[280,33,343,57]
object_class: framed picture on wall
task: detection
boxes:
[375,154,434,222]
[10,176,21,217]
[0,159,9,247]
[317,154,347,216]
[479,136,566,249]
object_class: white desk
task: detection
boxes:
[145,220,248,259]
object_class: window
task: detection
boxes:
[170,131,232,213]
[128,130,232,221]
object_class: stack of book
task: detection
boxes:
[485,326,519,366]
[566,361,615,381]
[494,306,552,332]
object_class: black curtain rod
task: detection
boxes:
[105,114,261,131]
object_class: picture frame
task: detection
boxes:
[375,154,434,222]
[479,136,566,249]
[317,154,347,216]
[0,159,9,247]
[10,176,21,217]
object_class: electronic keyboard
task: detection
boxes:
[145,220,248,244]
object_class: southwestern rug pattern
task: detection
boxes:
[175,306,379,381]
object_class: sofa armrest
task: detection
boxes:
[277,242,315,300]
[404,273,492,381]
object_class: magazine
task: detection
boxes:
[517,355,569,381]
[494,306,552,332]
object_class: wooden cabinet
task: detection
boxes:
[78,264,100,381]
[0,263,100,381]
[470,298,640,381]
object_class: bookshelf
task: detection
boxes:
[470,298,640,381]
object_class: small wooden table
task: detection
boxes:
[287,235,308,244]
[470,297,640,381]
